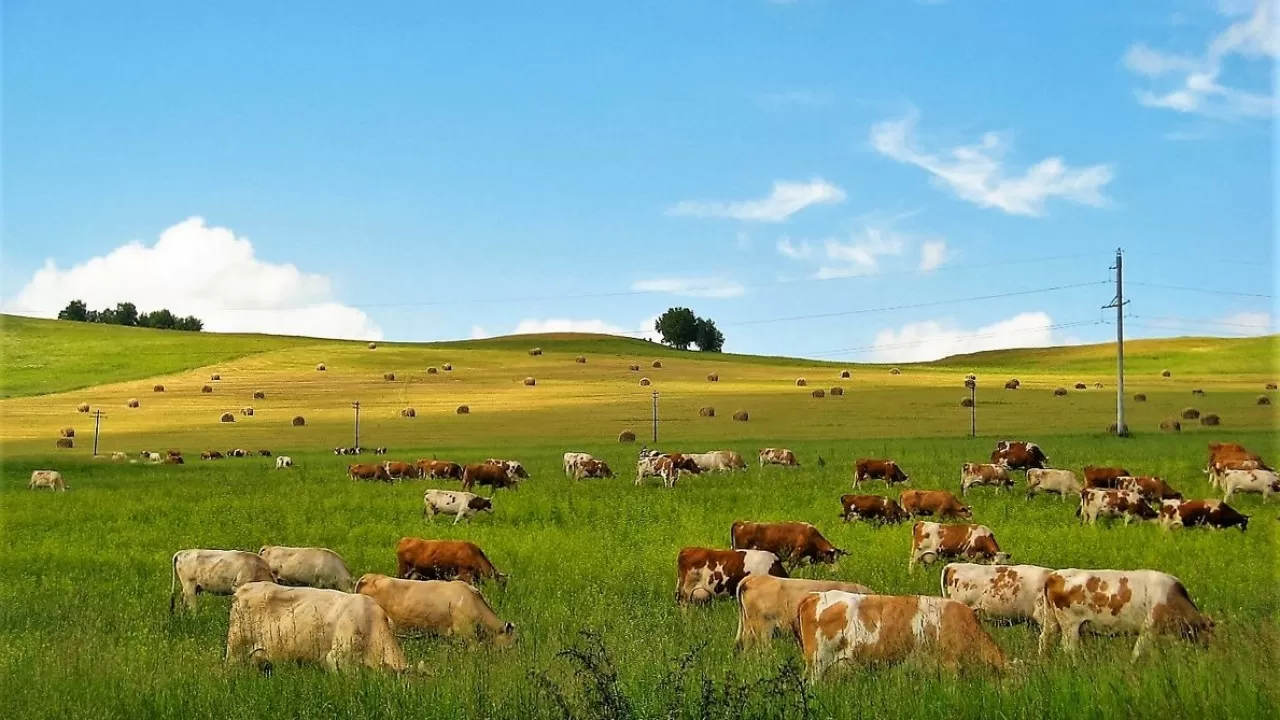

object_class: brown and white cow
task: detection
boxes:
[572,458,614,480]
[1205,442,1269,486]
[798,591,1005,679]
[853,458,909,489]
[170,549,276,612]
[941,563,1053,625]
[734,575,871,649]
[484,458,529,479]
[563,452,595,477]
[675,547,787,604]
[423,490,493,524]
[1158,499,1249,532]
[900,490,972,520]
[1078,488,1157,525]
[1026,468,1083,500]
[839,494,909,524]
[416,459,463,480]
[201,450,224,460]
[758,448,799,468]
[636,453,699,488]
[960,463,1013,495]
[729,521,846,567]
[461,463,521,495]
[395,537,506,586]
[383,461,416,481]
[1037,569,1212,660]
[1083,466,1132,490]
[909,522,1008,569]
[1220,468,1280,503]
[355,574,515,645]
[258,546,356,592]
[990,440,1048,471]
[28,470,67,491]
[1118,476,1182,502]
[348,463,391,482]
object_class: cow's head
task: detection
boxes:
[508,462,529,479]
[893,464,910,483]
[992,551,1011,564]
[495,621,517,647]
[820,546,849,563]
[469,496,494,513]
[677,456,701,474]
[957,504,974,519]
[1132,501,1158,521]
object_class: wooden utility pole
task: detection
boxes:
[352,401,362,449]
[92,409,104,456]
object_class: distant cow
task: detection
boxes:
[960,463,1012,495]
[758,448,799,468]
[910,522,1008,569]
[228,449,249,458]
[563,452,595,477]
[275,456,293,469]
[201,450,224,460]
[1205,442,1269,486]
[1078,488,1157,525]
[383,461,416,481]
[571,458,614,480]
[636,453,699,488]
[355,574,515,645]
[348,463,391,482]
[1026,469,1083,500]
[29,470,67,492]
[990,440,1048,471]
[163,455,185,465]
[675,547,787,604]
[170,549,275,612]
[258,546,356,592]
[423,490,493,524]
[395,537,505,586]
[1158,499,1249,532]
[1220,469,1280,503]
[1083,466,1132,490]
[941,563,1053,625]
[258,449,272,457]
[462,463,521,495]
[416,459,463,480]
[730,521,846,567]
[853,458,909,489]
[1118,476,1182,502]
[734,575,871,649]
[839,494,908,524]
[900,490,972,520]
[687,450,748,472]
[374,447,388,455]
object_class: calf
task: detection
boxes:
[571,458,614,480]
[1220,469,1280,503]
[990,440,1048,471]
[675,547,787,604]
[909,522,1008,569]
[900,490,972,520]
[839,494,908,524]
[758,448,799,467]
[423,490,493,524]
[853,458,909,489]
[395,537,506,586]
[730,521,846,567]
[941,563,1053,625]
[1026,469,1082,500]
[29,470,67,491]
[170,549,275,612]
[1119,476,1182,502]
[356,574,515,645]
[734,575,871,649]
[1158,499,1249,532]
[960,463,1013,495]
[348,463,391,482]
[1078,488,1157,525]
[1083,466,1132,490]
[461,463,521,495]
[258,546,356,592]
[416,459,463,480]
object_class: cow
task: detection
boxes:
[163,455,185,465]
[758,448,799,468]
[990,440,1048,471]
[170,549,276,612]
[734,575,871,649]
[840,494,909,524]
[383,461,416,481]
[1159,499,1249,532]
[1078,488,1157,525]
[258,546,356,592]
[941,563,1053,626]
[1220,469,1280,503]
[461,463,521,495]
[28,470,67,492]
[228,448,249,458]
[900,490,972,520]
[143,451,163,463]
[687,450,748,473]
[1208,458,1265,488]
[636,453,700,488]
[797,591,1005,680]
[571,458,614,480]
[729,521,846,567]
[201,450,224,460]
[166,449,183,459]
[374,447,388,455]
[1083,466,1132,490]
[484,458,528,478]
[853,458,909,489]
[1118,476,1182,502]
[258,449,272,457]
[110,451,128,461]
[423,490,493,524]
[1205,443,1268,485]
[275,456,293,469]
[333,446,362,456]
[348,463,391,482]
[675,547,787,604]
[1026,468,1083,500]
[960,463,1013,495]
[1037,569,1212,660]
[355,574,515,645]
[563,452,595,477]
[225,582,409,673]
[909,522,1008,569]
[416,459,463,480]
[395,537,506,586]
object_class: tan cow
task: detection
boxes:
[687,450,748,472]
[960,463,1012,495]
[170,549,275,612]
[355,574,515,645]
[258,546,355,592]
[734,575,871,649]
[758,448,799,467]
[416,459,463,480]
[900,490,972,520]
[941,563,1053,625]
[1026,468,1083,500]
[29,470,67,491]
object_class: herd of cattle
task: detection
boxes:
[25,439,1275,680]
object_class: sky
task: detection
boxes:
[2,0,1275,361]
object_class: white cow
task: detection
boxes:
[170,549,275,612]
[258,546,355,592]
[423,490,493,524]
[941,563,1053,625]
[275,455,293,469]
[686,450,747,473]
[110,451,128,461]
[144,452,163,463]
[1220,469,1280,503]
[562,452,594,477]
[29,470,67,492]
[1026,468,1083,500]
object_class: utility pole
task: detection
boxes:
[965,378,976,437]
[1103,248,1129,436]
[92,409,104,456]
[651,391,659,443]
[352,401,361,449]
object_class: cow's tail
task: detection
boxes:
[729,521,741,550]
[733,576,752,650]
[168,552,180,614]
[939,564,954,599]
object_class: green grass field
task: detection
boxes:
[1,317,1277,719]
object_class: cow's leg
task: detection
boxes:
[453,511,464,526]
[182,578,200,611]
[1061,621,1083,654]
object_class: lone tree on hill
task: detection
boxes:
[654,307,724,352]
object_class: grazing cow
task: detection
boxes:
[228,449,249,458]
[1219,469,1280,502]
[163,455,185,465]
[416,460,462,480]
[840,494,909,524]
[333,446,362,456]
[1118,476,1182,502]
[675,547,787,604]
[110,451,127,461]
[798,591,1005,679]
[395,537,506,586]
[258,449,272,457]
[348,463,391,482]
[960,463,1013,495]
[1083,466,1132,490]
[484,458,529,478]
[143,451,162,463]
[687,450,748,472]
[29,470,67,492]
[1026,469,1083,500]
[941,563,1053,625]
[374,447,388,455]
[636,453,700,488]
[201,450,224,460]
[900,490,972,520]
[853,458,909,489]
[571,458,614,480]
[225,582,408,673]
[758,448,799,468]
[1205,443,1268,484]
[166,449,183,458]
[1159,499,1249,532]
[170,549,275,612]
[383,461,416,481]
[1208,458,1265,488]
[355,574,515,645]
[1078,488,1157,525]
[423,490,493,524]
[910,522,1008,569]
[258,546,356,592]
[1038,569,1212,659]
[734,575,871,649]
[730,521,846,567]
[990,440,1048,471]
[461,463,521,495]
[275,456,293,469]
[563,452,595,477]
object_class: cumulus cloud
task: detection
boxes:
[871,311,1066,362]
[3,217,382,340]
[667,178,846,223]
[870,112,1113,216]
[631,276,746,298]
[919,239,948,272]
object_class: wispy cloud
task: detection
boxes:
[667,178,846,223]
[816,228,905,279]
[919,239,948,272]
[631,276,746,298]
[776,236,813,259]
[870,111,1113,217]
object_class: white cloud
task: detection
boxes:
[631,276,746,298]
[919,239,948,272]
[776,236,813,259]
[469,325,490,339]
[667,178,846,223]
[1221,311,1274,335]
[1124,0,1276,119]
[817,228,905,278]
[870,112,1113,216]
[872,311,1066,362]
[3,217,382,340]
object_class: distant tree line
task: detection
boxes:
[654,307,724,352]
[57,300,204,331]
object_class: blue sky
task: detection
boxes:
[2,0,1274,360]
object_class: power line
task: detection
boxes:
[1127,282,1273,299]
[1128,314,1275,331]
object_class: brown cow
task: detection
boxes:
[383,461,416,480]
[461,463,520,494]
[1083,466,1132,490]
[1205,443,1270,487]
[909,522,1008,569]
[416,460,463,480]
[675,547,787,604]
[1119,476,1182,502]
[900,490,972,520]
[840,494,909,524]
[729,521,846,566]
[572,458,614,480]
[349,463,391,482]
[163,455,185,465]
[853,458,909,488]
[1078,488,1157,525]
[1158,499,1249,531]
[990,440,1048,471]
[395,538,506,586]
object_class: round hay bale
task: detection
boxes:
[1054,387,1068,397]
[210,374,221,381]
[426,366,439,375]
[699,406,715,417]
[830,386,844,396]
[1180,407,1200,420]
[795,378,807,387]
[456,405,470,415]
[77,402,90,413]
[401,407,416,418]
[732,410,749,422]
[383,373,395,381]
[811,388,826,398]
[1200,413,1220,426]
[1161,369,1171,378]
[1073,382,1086,390]
[1093,382,1104,389]
[523,377,536,386]
[368,342,377,350]
[252,390,266,400]
[59,427,75,438]
[153,384,165,393]
[241,407,254,416]
[652,360,663,369]
[1159,418,1181,433]
[1191,388,1204,396]
[127,398,140,408]
[639,377,651,387]
[575,356,587,364]
[706,373,719,382]
[201,385,213,394]
[443,363,453,371]
[1004,380,1019,390]
[291,416,306,426]
[618,429,636,443]
[960,397,974,408]
[840,370,851,379]
[220,412,235,423]
[316,363,327,371]
[629,364,640,372]
[529,348,543,356]
[1258,395,1272,406]
[56,437,74,449]
[1134,393,1147,402]
[889,368,901,376]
